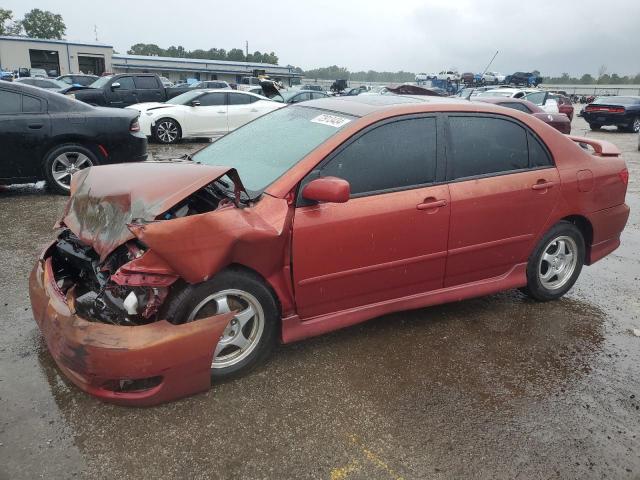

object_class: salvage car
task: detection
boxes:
[30,95,629,406]
[475,97,571,133]
[126,89,283,143]
[0,82,147,194]
[273,89,329,104]
[582,96,640,132]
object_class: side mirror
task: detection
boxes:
[191,100,201,107]
[302,177,350,204]
[111,82,121,89]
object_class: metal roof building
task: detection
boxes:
[111,54,301,85]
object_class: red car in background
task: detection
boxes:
[550,93,575,120]
[476,97,572,133]
[30,96,629,406]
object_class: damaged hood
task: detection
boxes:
[62,162,243,260]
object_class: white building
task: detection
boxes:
[0,36,112,76]
[0,36,301,85]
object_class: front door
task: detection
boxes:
[443,114,560,287]
[0,89,50,181]
[185,92,228,136]
[108,76,137,107]
[292,116,450,319]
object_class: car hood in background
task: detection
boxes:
[126,102,171,113]
[61,162,242,260]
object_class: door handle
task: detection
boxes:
[531,180,555,190]
[217,110,226,114]
[28,123,43,129]
[416,198,447,210]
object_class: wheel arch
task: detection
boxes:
[221,263,284,317]
[561,214,594,263]
[42,136,106,164]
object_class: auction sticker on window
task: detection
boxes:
[310,114,351,128]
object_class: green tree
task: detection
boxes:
[0,8,22,35]
[227,48,245,61]
[127,43,165,56]
[21,9,65,39]
[580,73,595,84]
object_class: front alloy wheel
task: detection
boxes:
[43,144,98,195]
[154,118,181,144]
[187,289,265,369]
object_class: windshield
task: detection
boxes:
[193,106,356,195]
[166,91,203,104]
[88,76,112,88]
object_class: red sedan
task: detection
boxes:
[476,97,572,133]
[30,96,630,406]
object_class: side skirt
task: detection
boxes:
[281,263,527,343]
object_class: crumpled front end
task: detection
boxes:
[30,245,233,406]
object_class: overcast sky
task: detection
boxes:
[4,0,640,76]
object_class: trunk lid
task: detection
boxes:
[62,162,241,260]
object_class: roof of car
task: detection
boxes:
[298,94,470,117]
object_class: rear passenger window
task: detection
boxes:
[528,132,552,168]
[321,117,437,195]
[135,76,159,89]
[448,116,528,179]
[228,93,251,105]
[0,90,21,113]
[23,95,43,113]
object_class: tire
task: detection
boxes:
[589,123,601,131]
[43,143,99,195]
[161,269,279,380]
[520,221,585,302]
[153,118,182,144]
[625,117,640,133]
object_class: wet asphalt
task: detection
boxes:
[0,115,639,480]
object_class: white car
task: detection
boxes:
[437,70,460,81]
[127,90,284,144]
[482,71,506,84]
[476,88,560,114]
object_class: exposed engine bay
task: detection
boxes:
[51,179,238,326]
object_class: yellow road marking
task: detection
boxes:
[330,434,405,480]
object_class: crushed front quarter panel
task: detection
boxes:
[30,255,234,406]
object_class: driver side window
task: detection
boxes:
[115,76,135,90]
[320,117,437,196]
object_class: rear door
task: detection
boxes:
[226,92,258,131]
[443,114,559,287]
[134,75,164,103]
[0,89,50,181]
[292,115,450,319]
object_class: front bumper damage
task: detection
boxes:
[30,248,233,406]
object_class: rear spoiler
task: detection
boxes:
[567,135,621,157]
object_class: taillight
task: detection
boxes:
[585,105,625,113]
[619,168,629,186]
[130,118,140,132]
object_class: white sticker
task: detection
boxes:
[310,114,351,128]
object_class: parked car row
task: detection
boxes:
[416,71,542,87]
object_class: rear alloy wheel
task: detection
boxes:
[43,144,98,195]
[161,269,278,380]
[520,221,585,301]
[154,118,181,144]
[626,117,640,133]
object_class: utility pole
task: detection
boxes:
[481,50,499,75]
[94,25,98,42]
[245,40,249,60]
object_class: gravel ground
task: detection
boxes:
[0,114,638,480]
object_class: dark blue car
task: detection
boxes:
[582,96,640,132]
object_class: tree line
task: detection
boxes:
[127,43,279,65]
[302,65,415,82]
[543,72,640,85]
[0,8,66,39]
